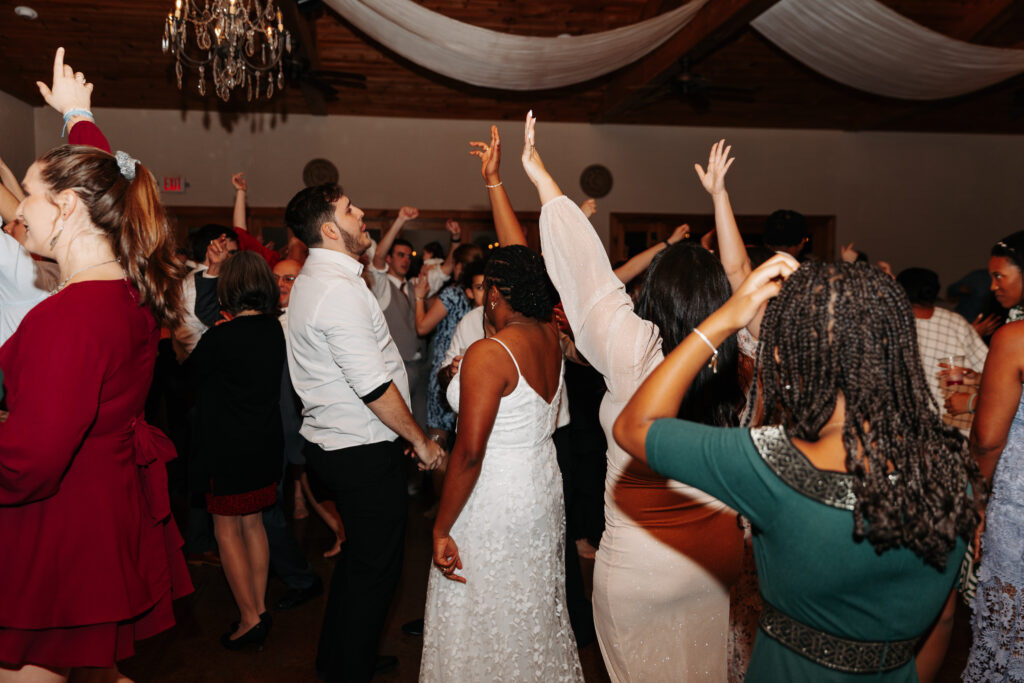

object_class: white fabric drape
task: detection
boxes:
[752,0,1024,100]
[322,0,708,91]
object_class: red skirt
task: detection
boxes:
[206,482,277,515]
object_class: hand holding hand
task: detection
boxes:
[667,223,691,245]
[231,172,247,192]
[445,219,462,241]
[414,435,445,471]
[414,275,430,300]
[469,125,502,185]
[37,48,93,116]
[433,535,465,583]
[580,198,597,218]
[716,253,800,332]
[840,242,859,263]
[694,139,735,197]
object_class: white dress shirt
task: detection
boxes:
[286,247,411,451]
[0,233,59,347]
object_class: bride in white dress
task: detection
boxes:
[419,245,583,683]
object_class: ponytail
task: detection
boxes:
[118,164,185,328]
[39,145,185,328]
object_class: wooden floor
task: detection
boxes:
[120,490,973,682]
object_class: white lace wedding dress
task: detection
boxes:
[419,337,584,683]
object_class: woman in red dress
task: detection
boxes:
[0,49,191,681]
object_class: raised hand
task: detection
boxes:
[231,172,247,192]
[433,535,465,583]
[445,219,462,241]
[840,242,859,263]
[469,125,502,185]
[667,223,690,245]
[580,198,597,218]
[37,47,93,116]
[414,274,430,300]
[694,139,735,197]
[398,206,419,222]
[716,253,800,332]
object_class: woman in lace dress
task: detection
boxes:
[522,116,748,681]
[963,230,1024,682]
[616,258,980,681]
[420,245,583,682]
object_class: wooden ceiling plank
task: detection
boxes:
[595,0,782,123]
[279,0,329,115]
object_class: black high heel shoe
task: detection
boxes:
[221,619,269,651]
[230,611,271,632]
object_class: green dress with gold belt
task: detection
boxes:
[646,419,965,682]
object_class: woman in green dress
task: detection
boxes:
[613,257,981,682]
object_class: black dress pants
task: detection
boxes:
[306,439,407,683]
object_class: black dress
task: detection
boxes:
[188,314,285,514]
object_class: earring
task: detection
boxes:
[49,220,65,249]
[490,300,496,310]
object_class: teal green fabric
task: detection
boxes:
[646,418,964,682]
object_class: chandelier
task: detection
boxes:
[162,0,292,102]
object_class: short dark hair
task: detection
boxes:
[485,245,556,319]
[461,258,486,291]
[423,241,444,260]
[389,238,412,256]
[453,243,483,267]
[992,230,1024,272]
[896,267,940,307]
[217,251,280,316]
[764,209,808,248]
[190,224,236,263]
[285,183,342,248]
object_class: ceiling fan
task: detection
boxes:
[279,0,367,114]
[646,57,756,113]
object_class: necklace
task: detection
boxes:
[51,258,120,295]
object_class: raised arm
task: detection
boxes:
[37,48,98,141]
[0,156,24,203]
[232,172,248,231]
[371,206,418,271]
[432,339,510,582]
[440,219,461,276]
[970,323,1024,483]
[470,125,527,247]
[0,183,19,224]
[614,254,797,462]
[695,140,748,291]
[613,223,690,284]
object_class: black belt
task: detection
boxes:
[759,601,920,674]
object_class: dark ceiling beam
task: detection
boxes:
[942,0,1016,43]
[595,0,781,123]
[279,0,329,116]
[855,0,1020,131]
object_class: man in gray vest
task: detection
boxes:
[369,207,428,428]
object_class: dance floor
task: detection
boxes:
[120,489,971,682]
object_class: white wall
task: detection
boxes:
[33,106,1024,287]
[0,91,35,182]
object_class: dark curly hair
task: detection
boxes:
[749,261,980,569]
[485,245,556,319]
[636,243,742,427]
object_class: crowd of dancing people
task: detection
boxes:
[2,48,1024,683]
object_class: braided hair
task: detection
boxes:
[484,245,556,319]
[749,261,980,569]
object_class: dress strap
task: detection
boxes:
[487,337,522,376]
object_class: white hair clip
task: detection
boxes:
[115,150,138,181]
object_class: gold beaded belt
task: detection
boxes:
[759,601,920,674]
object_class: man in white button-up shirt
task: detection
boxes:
[284,183,443,682]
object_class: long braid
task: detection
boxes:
[748,262,980,569]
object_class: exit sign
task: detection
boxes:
[163,176,186,193]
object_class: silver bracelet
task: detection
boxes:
[485,181,503,189]
[692,327,719,374]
